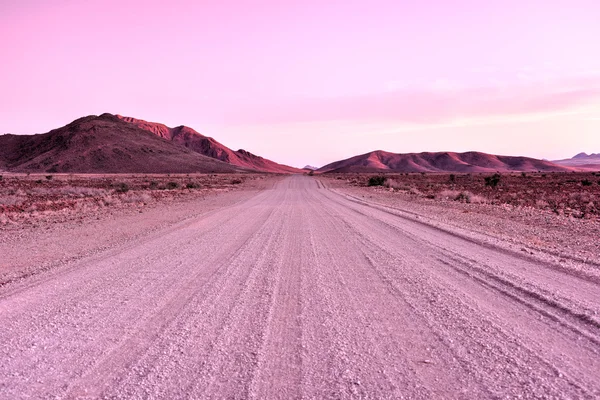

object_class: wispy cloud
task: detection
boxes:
[226,74,600,126]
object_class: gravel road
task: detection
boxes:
[1,175,599,399]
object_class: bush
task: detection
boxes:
[45,175,53,180]
[231,179,243,185]
[149,181,158,189]
[115,183,129,193]
[581,179,593,186]
[308,170,314,176]
[166,181,179,190]
[484,173,501,188]
[448,174,456,183]
[367,176,386,186]
[186,182,200,189]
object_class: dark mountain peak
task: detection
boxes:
[237,149,262,159]
[573,152,589,159]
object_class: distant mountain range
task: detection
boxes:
[1,115,596,174]
[317,150,579,173]
[552,153,600,170]
[0,114,301,174]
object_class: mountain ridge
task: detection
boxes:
[318,150,576,173]
[115,115,302,173]
[0,114,245,173]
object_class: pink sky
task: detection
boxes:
[1,0,599,167]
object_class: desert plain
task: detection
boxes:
[1,171,599,399]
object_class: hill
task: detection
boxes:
[116,115,302,173]
[0,114,244,173]
[318,150,575,173]
[553,153,600,170]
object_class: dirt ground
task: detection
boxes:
[322,173,600,271]
[326,171,600,218]
[0,173,277,285]
[1,175,599,399]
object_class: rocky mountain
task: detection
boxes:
[116,115,302,174]
[0,114,245,173]
[318,150,575,173]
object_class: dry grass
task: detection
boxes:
[328,171,600,218]
[0,173,258,225]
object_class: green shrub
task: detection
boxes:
[367,176,386,186]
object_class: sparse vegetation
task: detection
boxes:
[0,174,254,225]
[484,173,501,188]
[166,181,179,190]
[231,179,243,185]
[581,179,593,186]
[367,176,386,186]
[45,175,53,180]
[333,171,600,218]
[115,182,130,193]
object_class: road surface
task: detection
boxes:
[1,175,599,399]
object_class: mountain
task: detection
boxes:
[303,165,318,170]
[116,115,302,174]
[553,153,600,170]
[318,150,575,173]
[0,114,245,173]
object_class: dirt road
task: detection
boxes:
[1,175,599,399]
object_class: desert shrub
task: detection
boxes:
[448,174,456,183]
[409,187,423,196]
[581,179,593,186]
[35,179,43,184]
[122,192,152,204]
[308,170,314,176]
[149,181,159,189]
[484,173,501,188]
[438,190,461,200]
[384,178,402,190]
[536,199,550,208]
[438,190,486,204]
[45,175,53,180]
[231,179,243,185]
[457,191,487,204]
[115,183,129,193]
[0,175,3,181]
[521,172,527,178]
[186,182,200,189]
[367,176,386,186]
[166,181,179,189]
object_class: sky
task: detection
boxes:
[1,0,600,168]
